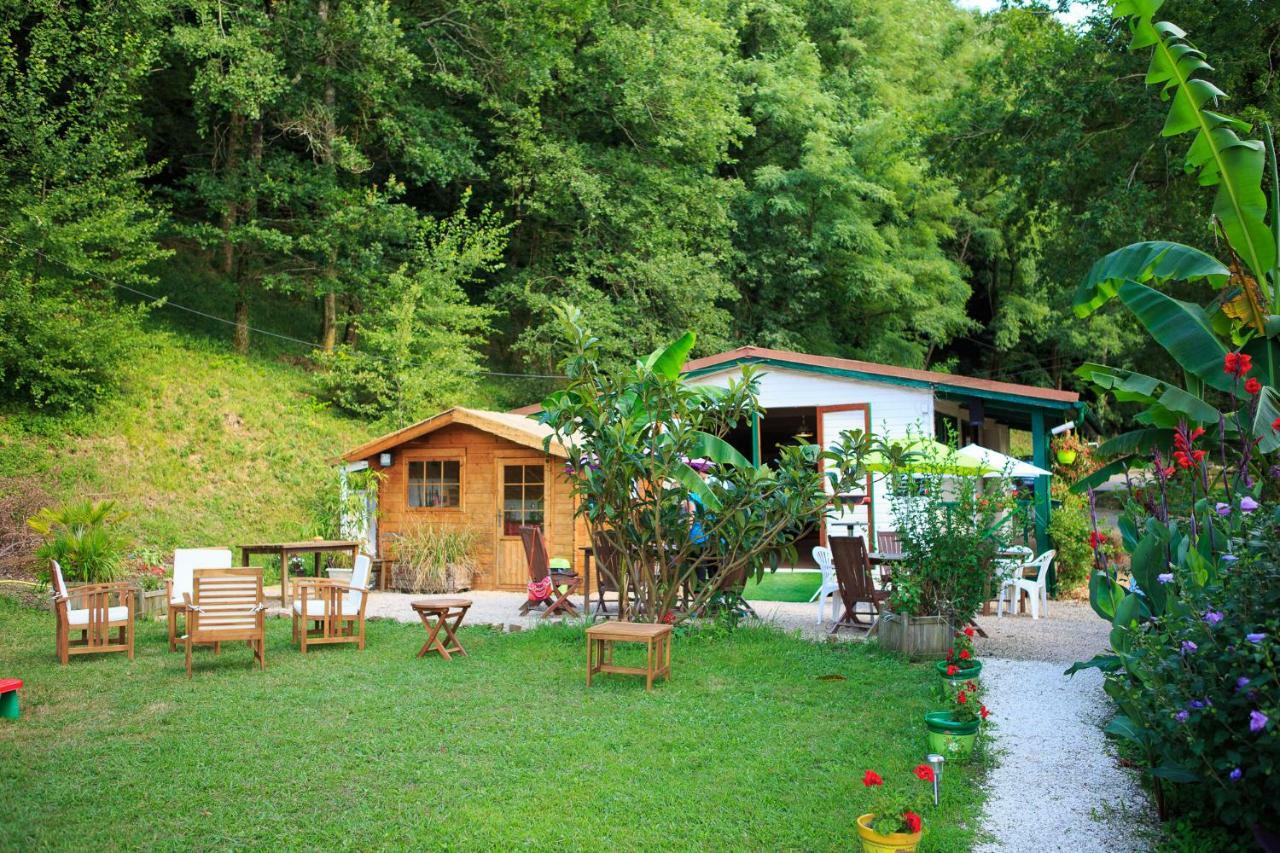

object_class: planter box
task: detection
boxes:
[389,562,474,594]
[875,610,954,658]
[136,587,168,621]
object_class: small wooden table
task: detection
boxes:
[411,598,472,661]
[586,622,672,692]
[239,539,361,606]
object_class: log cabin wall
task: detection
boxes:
[365,422,581,590]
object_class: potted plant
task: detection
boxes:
[935,625,982,686]
[855,766,933,852]
[1052,432,1086,467]
[389,522,479,593]
[925,678,988,762]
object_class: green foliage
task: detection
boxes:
[386,521,481,594]
[0,1,169,411]
[314,203,504,425]
[28,500,130,584]
[1047,491,1093,593]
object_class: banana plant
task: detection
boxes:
[1071,2,1280,455]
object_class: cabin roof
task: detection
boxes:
[341,407,567,463]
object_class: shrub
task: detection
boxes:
[389,522,479,593]
[27,499,131,584]
[1046,491,1092,593]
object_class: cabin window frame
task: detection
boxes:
[404,452,465,512]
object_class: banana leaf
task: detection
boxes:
[641,331,696,379]
[1075,363,1220,423]
[1118,282,1236,393]
[1073,241,1229,317]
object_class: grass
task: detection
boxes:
[743,570,822,602]
[0,327,374,555]
[0,597,986,850]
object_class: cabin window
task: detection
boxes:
[408,459,461,508]
[502,464,545,535]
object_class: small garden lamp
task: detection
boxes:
[926,753,944,805]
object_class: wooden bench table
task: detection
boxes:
[586,622,672,692]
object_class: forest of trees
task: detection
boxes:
[2,0,1277,426]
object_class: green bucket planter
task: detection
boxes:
[925,711,980,761]
[935,659,982,684]
[1056,449,1078,465]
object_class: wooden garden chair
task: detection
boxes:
[292,552,372,652]
[590,529,624,617]
[182,567,267,678]
[828,535,888,635]
[167,547,233,652]
[518,526,579,618]
[875,530,902,555]
[50,560,134,665]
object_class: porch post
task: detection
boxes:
[1030,410,1054,592]
[751,412,761,467]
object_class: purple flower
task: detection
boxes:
[1250,710,1269,733]
[1246,633,1267,644]
[1157,573,1174,585]
[1240,496,1259,513]
[1188,699,1207,710]
[1181,641,1198,654]
[1175,710,1190,723]
[1237,677,1251,690]
[1222,554,1238,564]
[1214,502,1231,517]
[1230,768,1242,781]
[1203,611,1223,626]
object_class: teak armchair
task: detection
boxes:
[291,552,371,652]
[167,547,233,652]
[183,567,267,677]
[50,560,134,665]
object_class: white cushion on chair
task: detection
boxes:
[67,606,130,626]
[292,600,359,618]
[172,548,233,600]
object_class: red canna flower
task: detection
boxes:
[1189,427,1205,441]
[963,626,975,638]
[914,764,935,782]
[1272,417,1280,432]
[1163,466,1176,477]
[946,664,958,676]
[1089,531,1105,549]
[1224,352,1239,375]
[1191,449,1206,462]
[957,690,968,704]
[1245,377,1262,395]
[903,811,922,834]
[862,770,883,787]
[980,704,990,720]
[959,648,971,660]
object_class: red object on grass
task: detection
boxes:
[0,679,21,693]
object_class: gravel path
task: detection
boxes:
[975,659,1155,852]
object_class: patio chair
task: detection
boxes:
[292,552,372,652]
[998,549,1056,619]
[168,547,233,651]
[590,529,623,617]
[182,567,266,677]
[827,535,888,635]
[875,530,902,554]
[809,545,840,624]
[49,560,135,665]
[518,526,578,618]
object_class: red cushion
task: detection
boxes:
[0,678,21,693]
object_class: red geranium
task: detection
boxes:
[980,704,990,720]
[963,626,975,638]
[1272,417,1280,431]
[1246,377,1263,395]
[862,770,883,787]
[946,664,958,676]
[1089,531,1105,549]
[957,690,968,704]
[903,811,922,834]
[913,764,935,782]
[959,648,971,660]
[946,647,955,661]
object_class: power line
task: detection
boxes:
[0,231,567,381]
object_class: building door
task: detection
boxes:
[817,404,874,546]
[494,459,549,588]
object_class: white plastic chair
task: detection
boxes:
[168,548,233,651]
[998,549,1056,619]
[810,546,840,624]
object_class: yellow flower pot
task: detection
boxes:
[856,813,922,853]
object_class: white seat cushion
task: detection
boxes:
[292,600,358,618]
[67,606,130,626]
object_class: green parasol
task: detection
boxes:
[862,437,998,475]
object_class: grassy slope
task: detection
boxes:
[0,601,987,850]
[0,326,374,555]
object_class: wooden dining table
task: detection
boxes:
[238,539,361,606]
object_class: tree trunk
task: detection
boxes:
[222,110,245,352]
[321,292,338,351]
[317,0,339,353]
[234,119,265,355]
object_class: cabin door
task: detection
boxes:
[494,458,550,589]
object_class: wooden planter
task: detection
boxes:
[136,587,168,621]
[390,562,475,594]
[875,610,954,658]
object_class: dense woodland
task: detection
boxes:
[2,0,1278,427]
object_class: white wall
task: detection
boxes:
[688,366,933,539]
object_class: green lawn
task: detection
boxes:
[0,598,985,850]
[743,570,822,602]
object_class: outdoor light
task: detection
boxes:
[379,452,393,467]
[926,753,945,806]
[1050,420,1076,436]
